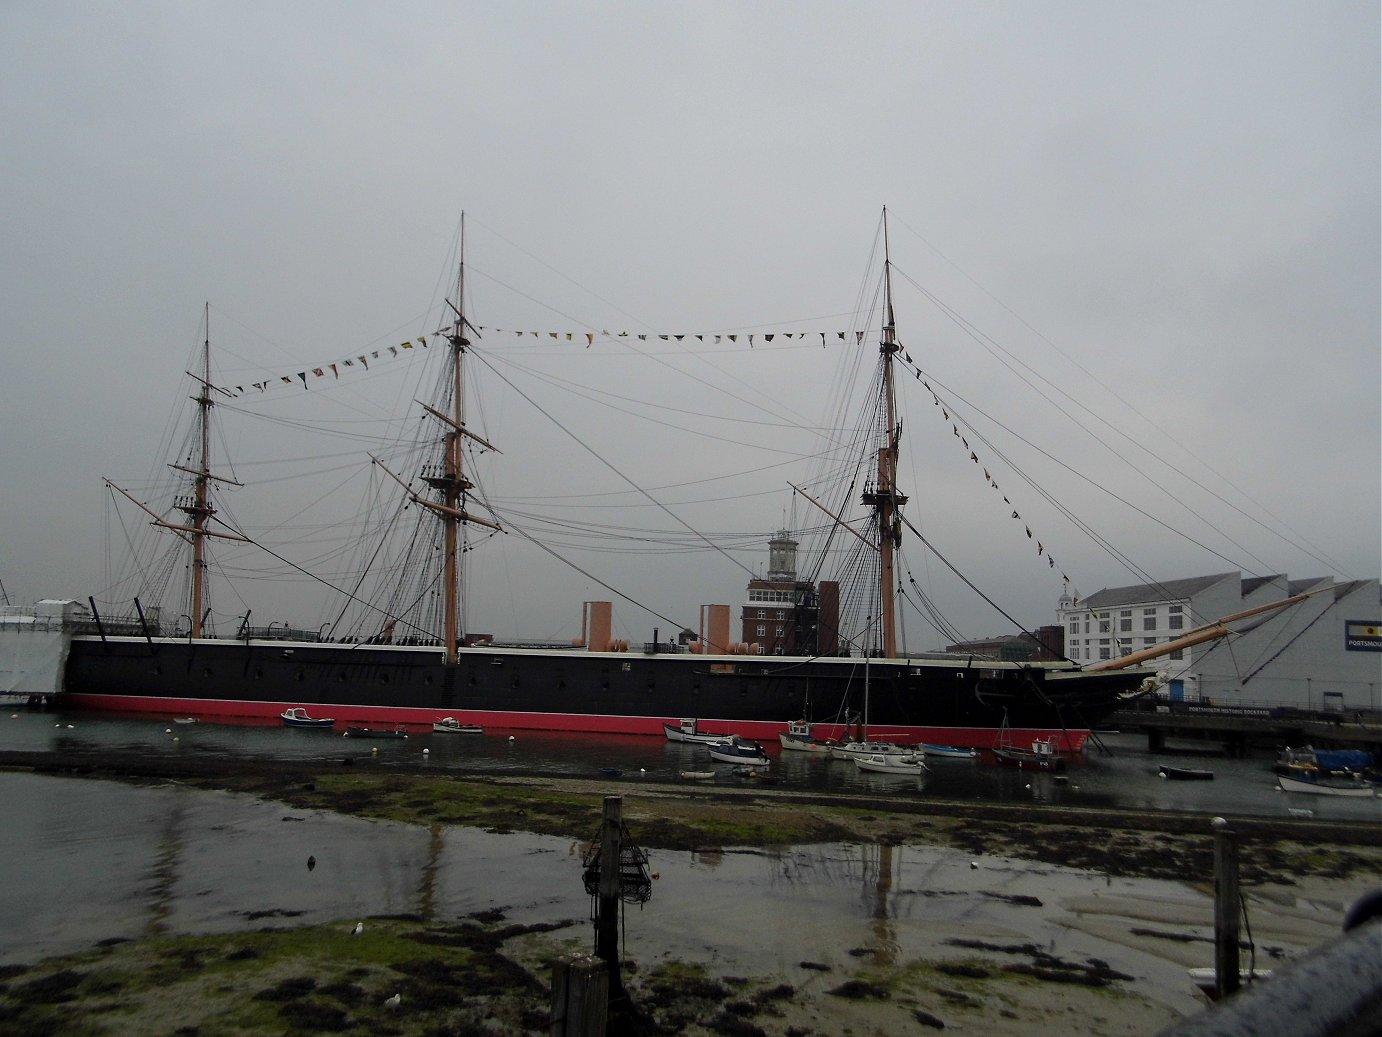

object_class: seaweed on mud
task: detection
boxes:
[705,1014,769,1036]
[317,980,365,1006]
[827,978,890,1000]
[277,999,349,1030]
[253,976,317,1002]
[12,969,86,1005]
[936,962,991,980]
[913,1007,947,1028]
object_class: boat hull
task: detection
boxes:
[1276,773,1379,797]
[60,634,1145,748]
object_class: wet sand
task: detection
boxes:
[1,747,1379,1036]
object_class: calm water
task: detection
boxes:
[0,768,1216,1021]
[4,708,1379,824]
[2,708,1371,1022]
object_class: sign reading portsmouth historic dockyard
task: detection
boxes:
[1344,620,1382,651]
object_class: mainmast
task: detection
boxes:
[860,208,908,658]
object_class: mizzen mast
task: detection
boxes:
[860,208,908,658]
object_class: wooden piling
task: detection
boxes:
[595,795,625,1000]
[550,954,608,1037]
[1213,816,1241,1001]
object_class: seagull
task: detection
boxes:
[351,922,363,936]
[307,855,316,871]
[422,748,429,755]
[970,861,979,870]
[508,735,516,742]
[383,992,401,1009]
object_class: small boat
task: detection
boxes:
[992,737,1066,772]
[1158,764,1215,781]
[919,742,977,759]
[828,739,915,761]
[679,770,716,780]
[663,718,733,744]
[432,717,484,734]
[342,726,408,739]
[1273,745,1374,777]
[1276,772,1379,797]
[778,719,836,753]
[707,736,771,766]
[280,707,335,729]
[172,716,199,725]
[854,752,926,775]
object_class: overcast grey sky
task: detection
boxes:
[2,2,1377,648]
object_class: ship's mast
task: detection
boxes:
[184,305,215,637]
[862,208,908,658]
[442,229,471,662]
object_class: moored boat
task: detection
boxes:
[280,707,335,729]
[853,752,925,775]
[1275,772,1378,797]
[829,739,915,762]
[663,718,733,745]
[433,717,484,734]
[919,742,977,759]
[777,719,837,753]
[53,217,1175,745]
[992,736,1066,772]
[707,736,771,767]
[1157,764,1214,780]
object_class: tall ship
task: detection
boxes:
[53,213,1160,749]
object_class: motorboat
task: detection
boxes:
[433,717,484,734]
[280,707,335,729]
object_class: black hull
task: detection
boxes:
[61,635,1147,750]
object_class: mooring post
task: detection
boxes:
[550,953,608,1037]
[1212,816,1241,1001]
[596,795,626,1000]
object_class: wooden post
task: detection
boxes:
[1213,816,1241,1000]
[595,796,625,1000]
[550,954,608,1037]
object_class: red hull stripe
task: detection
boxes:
[60,694,1090,752]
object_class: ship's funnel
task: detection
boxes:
[583,600,613,653]
[699,604,730,655]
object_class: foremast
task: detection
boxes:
[106,303,245,637]
[860,208,908,658]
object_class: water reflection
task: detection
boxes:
[4,709,1381,822]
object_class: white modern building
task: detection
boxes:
[1057,572,1381,713]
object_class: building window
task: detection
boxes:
[775,626,784,637]
[1084,620,1090,634]
[756,624,766,637]
[1169,605,1183,631]
[1170,648,1184,660]
[757,609,766,619]
[1099,647,1111,660]
[1144,616,1156,631]
[1098,620,1110,633]
[1120,617,1132,632]
[756,645,765,655]
[1143,638,1155,647]
[777,610,785,620]
[1068,620,1078,634]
